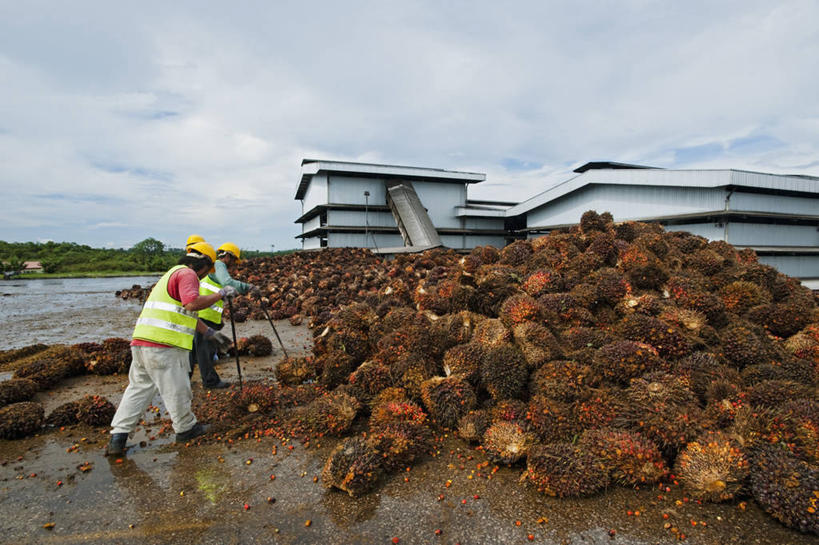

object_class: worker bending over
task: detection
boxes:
[191,242,259,389]
[105,242,237,456]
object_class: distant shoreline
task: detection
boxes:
[2,271,162,280]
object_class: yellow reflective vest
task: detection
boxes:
[132,265,199,350]
[198,275,224,325]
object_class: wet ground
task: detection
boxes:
[0,276,160,350]
[0,314,816,543]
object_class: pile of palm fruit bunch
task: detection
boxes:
[114,283,152,302]
[222,247,463,323]
[45,395,116,427]
[0,339,132,437]
[272,211,818,534]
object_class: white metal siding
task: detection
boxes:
[414,182,463,228]
[303,215,322,232]
[329,232,404,248]
[665,223,726,240]
[526,185,726,228]
[302,237,322,250]
[328,176,388,205]
[303,173,328,210]
[465,235,506,248]
[327,210,397,228]
[725,223,819,247]
[729,192,819,216]
[464,217,505,230]
[758,255,819,279]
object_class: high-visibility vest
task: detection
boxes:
[198,275,224,325]
[132,265,198,350]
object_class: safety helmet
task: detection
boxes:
[187,241,217,272]
[186,234,205,250]
[217,242,241,262]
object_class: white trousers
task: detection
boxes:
[110,346,197,435]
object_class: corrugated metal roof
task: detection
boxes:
[296,159,486,200]
[506,169,819,217]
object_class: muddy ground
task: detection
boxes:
[0,319,815,545]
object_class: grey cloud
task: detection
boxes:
[1,1,818,250]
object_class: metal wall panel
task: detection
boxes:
[758,255,819,279]
[328,175,387,205]
[464,235,505,248]
[439,234,466,249]
[328,209,397,228]
[303,215,322,232]
[725,223,819,247]
[329,232,404,248]
[414,182,464,228]
[526,185,726,228]
[729,192,819,216]
[302,236,322,250]
[464,217,505,229]
[303,173,328,211]
[665,223,726,240]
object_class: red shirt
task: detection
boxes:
[132,267,201,348]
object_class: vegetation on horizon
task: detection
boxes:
[0,239,290,275]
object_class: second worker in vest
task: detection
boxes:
[105,242,238,456]
[191,242,260,389]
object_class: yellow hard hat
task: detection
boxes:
[186,234,205,250]
[187,241,217,272]
[217,242,241,262]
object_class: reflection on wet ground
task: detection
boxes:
[1,427,811,545]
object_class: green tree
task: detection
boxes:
[40,259,60,273]
[131,238,165,268]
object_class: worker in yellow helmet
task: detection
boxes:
[185,234,205,251]
[105,241,238,456]
[190,242,260,389]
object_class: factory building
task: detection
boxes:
[294,159,819,282]
[294,159,510,252]
[508,162,819,281]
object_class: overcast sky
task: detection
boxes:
[1,1,817,251]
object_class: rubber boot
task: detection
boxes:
[105,433,128,456]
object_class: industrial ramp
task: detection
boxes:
[385,180,442,249]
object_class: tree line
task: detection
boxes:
[0,239,282,274]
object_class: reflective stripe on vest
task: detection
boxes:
[198,275,224,325]
[132,265,199,350]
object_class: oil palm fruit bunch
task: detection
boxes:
[481,420,535,465]
[0,378,38,408]
[0,401,44,439]
[578,428,667,486]
[321,436,384,497]
[523,442,610,497]
[420,376,477,429]
[674,431,749,502]
[75,395,116,426]
[748,442,819,534]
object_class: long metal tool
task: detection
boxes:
[258,297,289,359]
[226,298,244,390]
